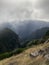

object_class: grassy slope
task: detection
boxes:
[0,42,49,65]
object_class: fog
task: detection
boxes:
[0,0,49,25]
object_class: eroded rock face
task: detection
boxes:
[45,47,49,54]
[30,51,39,57]
[30,47,49,59]
[38,49,45,55]
[44,54,49,59]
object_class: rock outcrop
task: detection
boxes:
[30,46,49,59]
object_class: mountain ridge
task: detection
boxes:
[0,28,20,53]
[1,20,49,42]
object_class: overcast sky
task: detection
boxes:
[0,0,49,24]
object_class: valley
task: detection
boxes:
[0,20,49,65]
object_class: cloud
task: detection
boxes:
[0,0,49,24]
[34,0,49,20]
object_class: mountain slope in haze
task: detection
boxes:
[43,30,49,40]
[28,27,49,41]
[14,20,49,42]
[2,20,49,42]
[0,28,20,53]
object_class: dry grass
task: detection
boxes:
[0,42,49,65]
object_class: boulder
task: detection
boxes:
[44,54,49,59]
[30,51,39,57]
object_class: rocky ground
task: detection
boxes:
[0,41,49,65]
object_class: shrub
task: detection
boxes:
[0,52,10,60]
[0,48,26,60]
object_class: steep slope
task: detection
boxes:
[28,27,49,41]
[2,20,49,42]
[14,20,49,42]
[0,41,49,65]
[44,30,49,39]
[0,30,49,65]
[0,28,20,53]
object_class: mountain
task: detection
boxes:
[10,20,49,42]
[43,30,49,40]
[1,20,49,42]
[0,27,49,63]
[0,21,49,64]
[0,28,20,53]
[28,27,49,41]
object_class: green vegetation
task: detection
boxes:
[45,30,49,36]
[24,39,44,47]
[0,28,20,53]
[43,30,49,41]
[0,48,26,60]
[0,52,12,60]
[0,39,43,60]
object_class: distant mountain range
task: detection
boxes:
[28,27,49,41]
[0,20,49,54]
[1,20,49,42]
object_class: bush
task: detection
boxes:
[16,48,25,54]
[0,53,11,60]
[30,40,39,45]
[0,48,26,60]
